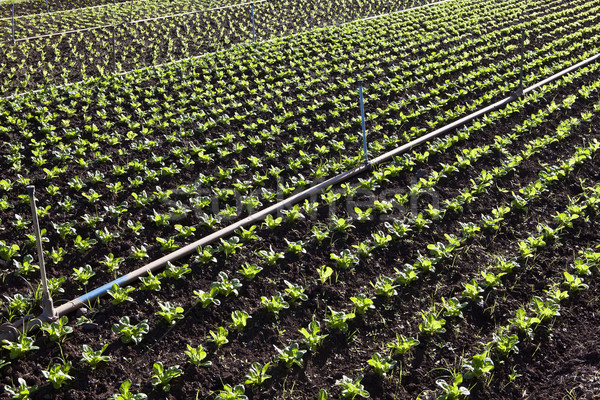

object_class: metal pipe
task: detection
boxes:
[112,24,116,73]
[11,3,15,43]
[359,80,368,162]
[251,3,256,43]
[0,52,599,341]
[515,29,525,97]
[26,186,56,320]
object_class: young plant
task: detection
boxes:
[350,294,375,314]
[101,253,125,274]
[262,214,283,230]
[211,272,243,297]
[275,342,306,368]
[371,275,398,298]
[284,280,308,304]
[563,271,589,291]
[4,377,37,399]
[139,272,161,291]
[299,320,328,351]
[261,292,290,315]
[40,316,73,342]
[324,307,355,332]
[72,265,95,286]
[160,262,191,280]
[42,361,74,389]
[436,374,470,400]
[151,362,183,392]
[367,353,397,376]
[208,327,229,349]
[185,344,211,367]
[509,308,540,338]
[387,334,420,355]
[216,384,248,400]
[80,344,111,369]
[330,250,359,270]
[2,332,39,359]
[493,327,520,358]
[108,284,135,305]
[441,297,467,319]
[230,310,251,331]
[219,236,243,258]
[244,362,271,387]
[463,350,494,380]
[237,263,263,280]
[108,380,148,400]
[316,265,334,283]
[194,287,221,308]
[112,316,149,345]
[335,375,369,399]
[418,310,446,335]
[258,246,285,266]
[156,301,185,325]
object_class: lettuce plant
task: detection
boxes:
[435,374,469,400]
[230,310,251,331]
[112,317,149,345]
[350,294,375,314]
[387,334,419,355]
[108,380,147,400]
[211,272,242,297]
[367,353,396,376]
[208,327,229,349]
[299,320,327,351]
[194,288,221,308]
[185,344,211,367]
[261,292,289,315]
[40,316,73,342]
[324,308,355,332]
[2,332,39,359]
[80,344,111,369]
[216,384,247,400]
[156,301,184,325]
[238,263,263,281]
[108,284,135,305]
[244,362,271,387]
[335,375,369,399]
[151,362,182,392]
[4,377,37,399]
[463,350,494,380]
[42,361,73,389]
[275,343,306,368]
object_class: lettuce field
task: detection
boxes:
[1,0,600,398]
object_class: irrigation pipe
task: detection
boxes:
[1,51,598,341]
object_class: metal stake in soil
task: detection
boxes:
[516,29,525,97]
[112,25,116,73]
[359,81,368,163]
[26,186,57,320]
[11,3,15,43]
[45,0,49,13]
[251,3,256,42]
